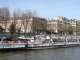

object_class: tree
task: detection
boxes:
[17,28,21,37]
[0,25,4,32]
[12,8,22,36]
[12,8,21,25]
[21,10,33,35]
[0,7,10,35]
[32,17,40,33]
[31,17,47,34]
[0,8,4,25]
[32,11,42,34]
[8,23,16,37]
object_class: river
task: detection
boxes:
[0,47,80,60]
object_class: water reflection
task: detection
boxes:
[0,47,80,60]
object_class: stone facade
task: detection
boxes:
[0,18,47,34]
[47,16,80,35]
[0,16,80,35]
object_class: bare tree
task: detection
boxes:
[21,10,33,35]
[30,10,39,33]
[12,8,21,25]
[12,8,22,35]
[32,17,47,34]
[0,7,10,35]
[0,8,4,26]
[33,10,39,17]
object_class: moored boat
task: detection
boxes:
[25,35,80,49]
[1,35,80,51]
[0,36,27,51]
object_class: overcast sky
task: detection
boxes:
[0,0,80,20]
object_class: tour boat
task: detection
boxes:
[0,35,80,51]
[0,36,27,51]
[25,35,80,49]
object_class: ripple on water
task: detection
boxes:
[0,47,80,60]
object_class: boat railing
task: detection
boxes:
[0,43,26,48]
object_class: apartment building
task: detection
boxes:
[47,16,80,35]
[0,16,80,35]
[47,16,70,35]
[0,17,47,34]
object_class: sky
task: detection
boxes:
[0,0,80,20]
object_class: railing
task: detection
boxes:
[27,41,80,48]
[0,44,26,48]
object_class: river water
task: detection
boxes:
[0,47,80,60]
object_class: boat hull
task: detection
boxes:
[0,44,26,51]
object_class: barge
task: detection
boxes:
[25,35,80,49]
[0,35,80,51]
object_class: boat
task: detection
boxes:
[0,35,80,51]
[0,36,26,51]
[25,35,80,49]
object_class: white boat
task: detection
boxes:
[3,35,80,50]
[0,36,26,51]
[25,35,80,49]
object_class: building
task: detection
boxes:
[0,16,80,35]
[47,16,70,35]
[0,17,47,34]
[31,17,47,34]
[46,16,80,35]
